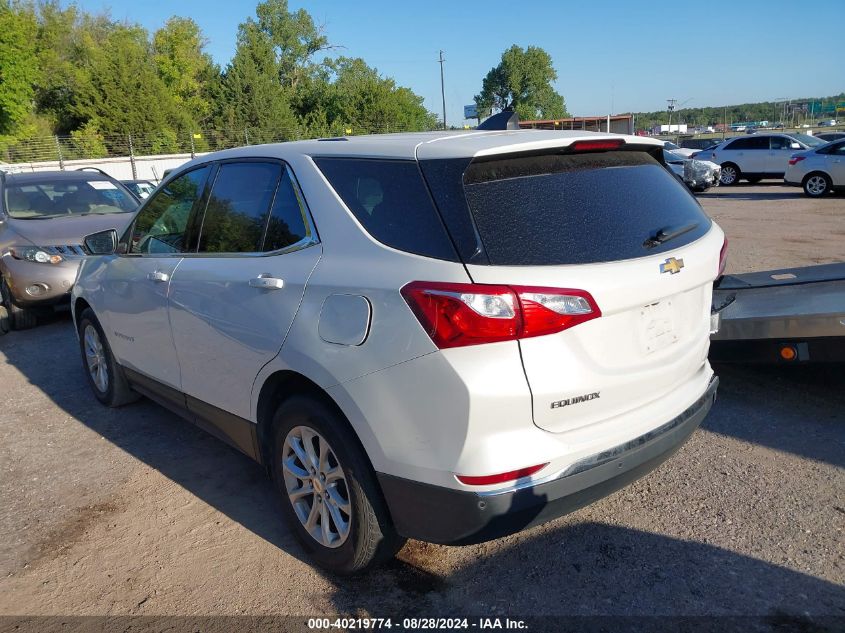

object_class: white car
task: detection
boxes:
[72,130,725,573]
[784,138,845,197]
[696,133,826,185]
[663,140,697,157]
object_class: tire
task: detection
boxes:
[0,306,9,335]
[77,308,138,407]
[720,163,741,186]
[270,395,405,574]
[803,173,831,198]
[0,278,37,330]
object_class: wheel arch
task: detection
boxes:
[255,370,369,474]
[73,297,92,330]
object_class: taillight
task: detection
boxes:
[401,281,601,349]
[718,237,728,277]
[456,463,548,486]
[788,155,805,166]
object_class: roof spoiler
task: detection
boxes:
[477,110,520,131]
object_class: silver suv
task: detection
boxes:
[697,133,826,185]
[73,131,724,573]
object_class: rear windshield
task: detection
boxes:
[461,150,711,266]
[4,179,138,219]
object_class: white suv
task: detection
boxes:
[698,133,826,185]
[72,131,725,573]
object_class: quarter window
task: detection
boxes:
[314,158,457,261]
[263,170,310,252]
[129,166,211,254]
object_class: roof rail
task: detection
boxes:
[477,110,521,131]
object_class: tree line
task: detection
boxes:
[0,0,441,158]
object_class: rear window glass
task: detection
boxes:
[462,151,711,266]
[314,158,457,261]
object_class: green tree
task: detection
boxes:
[474,45,569,121]
[0,2,40,135]
[219,19,299,142]
[73,23,189,145]
[153,17,218,128]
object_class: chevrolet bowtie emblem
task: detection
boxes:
[660,257,685,275]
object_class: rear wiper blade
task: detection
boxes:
[643,222,698,249]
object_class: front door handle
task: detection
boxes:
[249,275,284,290]
[147,271,169,283]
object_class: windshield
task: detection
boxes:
[4,179,138,219]
[664,150,687,163]
[792,134,825,147]
[664,141,681,151]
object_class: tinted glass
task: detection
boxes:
[832,142,845,156]
[198,162,282,253]
[792,133,825,147]
[726,137,767,150]
[770,136,792,150]
[130,166,210,254]
[314,158,457,261]
[4,178,137,219]
[462,151,711,266]
[263,170,309,252]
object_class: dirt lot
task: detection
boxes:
[0,184,843,624]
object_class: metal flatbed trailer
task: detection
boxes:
[710,262,845,363]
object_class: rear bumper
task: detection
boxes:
[378,375,718,545]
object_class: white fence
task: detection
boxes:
[1,153,207,182]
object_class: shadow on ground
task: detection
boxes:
[709,362,845,468]
[1,318,843,622]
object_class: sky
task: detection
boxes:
[73,0,845,126]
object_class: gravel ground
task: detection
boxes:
[0,184,843,623]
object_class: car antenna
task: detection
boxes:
[477,109,521,131]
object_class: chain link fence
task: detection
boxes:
[0,120,442,166]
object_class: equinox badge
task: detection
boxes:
[660,257,685,275]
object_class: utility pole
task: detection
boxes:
[667,98,677,136]
[438,50,446,130]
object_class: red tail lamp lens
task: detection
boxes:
[456,463,548,486]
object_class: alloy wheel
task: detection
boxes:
[282,425,352,548]
[806,175,828,196]
[84,324,109,393]
[720,166,737,185]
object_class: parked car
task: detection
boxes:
[121,179,157,199]
[815,132,845,143]
[679,138,724,151]
[72,131,724,574]
[663,149,721,192]
[818,120,837,127]
[662,140,696,157]
[694,133,826,185]
[784,138,845,197]
[0,170,138,329]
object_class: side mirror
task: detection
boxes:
[84,229,118,255]
[790,142,802,150]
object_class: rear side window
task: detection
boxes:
[199,162,282,253]
[461,150,711,266]
[725,137,768,150]
[314,158,457,261]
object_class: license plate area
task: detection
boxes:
[639,300,678,354]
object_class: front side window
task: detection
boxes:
[129,166,211,254]
[197,162,282,254]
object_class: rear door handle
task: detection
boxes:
[249,275,284,290]
[147,271,169,283]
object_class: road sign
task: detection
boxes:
[464,104,478,119]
